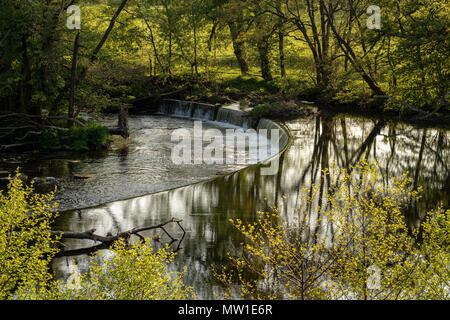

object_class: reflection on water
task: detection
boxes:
[51,114,449,299]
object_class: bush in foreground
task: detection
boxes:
[215,161,449,300]
[1,172,192,300]
[0,171,59,299]
[35,240,193,300]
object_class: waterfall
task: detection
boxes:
[192,104,216,121]
[158,100,193,118]
[158,99,219,121]
[157,99,290,159]
[216,108,245,127]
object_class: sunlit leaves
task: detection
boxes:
[37,240,193,300]
[0,170,60,300]
[216,160,449,300]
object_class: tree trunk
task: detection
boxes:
[20,35,33,115]
[279,31,286,81]
[68,32,80,128]
[316,60,331,89]
[193,14,199,76]
[53,0,129,110]
[276,0,286,81]
[258,38,273,81]
[228,22,249,75]
[321,0,385,95]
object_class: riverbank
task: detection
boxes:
[128,75,450,130]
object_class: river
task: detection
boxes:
[1,112,448,299]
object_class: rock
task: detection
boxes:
[107,135,129,152]
[45,177,58,184]
[73,174,94,180]
[67,160,81,164]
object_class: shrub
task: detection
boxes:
[215,161,449,300]
[39,124,109,151]
[250,103,271,119]
[86,124,109,150]
[251,101,310,121]
[0,171,60,299]
[36,240,193,300]
[70,127,89,151]
[39,128,62,150]
[2,171,192,301]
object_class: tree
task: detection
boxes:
[217,0,253,75]
[376,0,449,111]
[270,0,339,89]
[247,0,279,81]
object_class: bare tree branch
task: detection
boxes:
[51,218,185,245]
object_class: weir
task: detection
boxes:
[156,99,291,156]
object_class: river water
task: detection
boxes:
[0,115,275,211]
[2,113,448,299]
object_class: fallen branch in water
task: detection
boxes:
[51,218,185,247]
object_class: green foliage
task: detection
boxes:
[70,127,89,151]
[378,0,449,110]
[1,0,448,122]
[86,124,109,149]
[250,103,271,119]
[0,171,59,300]
[225,76,279,94]
[412,209,450,299]
[215,161,450,300]
[39,124,109,151]
[35,240,193,300]
[251,101,310,121]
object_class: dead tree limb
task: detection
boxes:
[51,218,185,246]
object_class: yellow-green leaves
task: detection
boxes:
[0,170,60,300]
[36,240,193,300]
[216,161,449,300]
